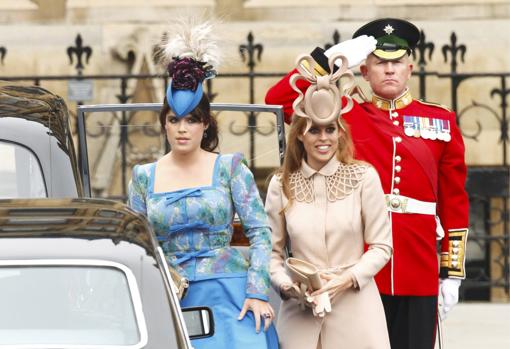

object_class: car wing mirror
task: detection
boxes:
[181,306,214,339]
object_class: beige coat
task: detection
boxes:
[266,158,392,349]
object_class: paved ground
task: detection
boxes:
[269,292,510,348]
[246,239,510,349]
[434,302,510,349]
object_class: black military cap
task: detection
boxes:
[353,18,420,60]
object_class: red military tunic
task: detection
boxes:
[266,69,469,296]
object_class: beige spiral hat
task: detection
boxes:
[289,53,355,134]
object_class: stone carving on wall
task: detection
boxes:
[91,28,165,198]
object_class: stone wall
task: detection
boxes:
[0,0,509,181]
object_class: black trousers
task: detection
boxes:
[381,294,437,349]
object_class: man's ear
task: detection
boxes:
[360,64,369,81]
[407,63,414,80]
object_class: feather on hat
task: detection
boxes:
[159,18,221,117]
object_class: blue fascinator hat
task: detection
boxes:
[166,57,216,118]
[167,84,203,118]
[161,19,221,118]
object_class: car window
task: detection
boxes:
[0,261,147,347]
[0,141,46,199]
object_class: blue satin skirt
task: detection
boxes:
[180,276,279,349]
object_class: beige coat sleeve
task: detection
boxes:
[265,175,293,291]
[350,166,393,289]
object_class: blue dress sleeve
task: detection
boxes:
[128,164,148,216]
[229,153,272,301]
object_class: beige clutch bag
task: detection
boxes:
[285,257,332,317]
[285,257,323,291]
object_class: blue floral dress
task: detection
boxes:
[128,153,278,348]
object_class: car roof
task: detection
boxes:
[0,81,83,197]
[0,198,158,260]
[0,198,192,348]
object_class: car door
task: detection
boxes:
[0,83,82,199]
[75,102,287,319]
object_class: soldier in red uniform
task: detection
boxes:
[265,18,469,349]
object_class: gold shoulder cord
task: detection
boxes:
[440,229,468,279]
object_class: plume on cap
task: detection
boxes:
[158,18,221,117]
[289,53,355,134]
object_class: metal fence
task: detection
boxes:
[0,30,508,300]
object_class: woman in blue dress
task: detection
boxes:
[128,19,278,349]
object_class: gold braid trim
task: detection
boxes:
[446,228,468,279]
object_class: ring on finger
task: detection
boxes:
[262,312,271,319]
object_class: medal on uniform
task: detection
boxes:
[404,116,422,138]
[439,119,451,142]
[429,118,438,140]
[420,117,429,139]
[404,116,450,142]
[403,116,415,137]
[436,119,445,140]
[443,119,451,142]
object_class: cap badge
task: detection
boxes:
[383,24,395,35]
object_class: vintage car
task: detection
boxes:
[0,83,212,348]
[0,82,286,347]
[0,198,212,348]
[75,102,286,315]
[0,82,82,199]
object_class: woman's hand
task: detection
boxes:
[311,272,354,302]
[280,282,304,300]
[238,298,275,333]
[281,282,320,311]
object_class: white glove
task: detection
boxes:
[324,35,377,68]
[439,278,461,320]
[310,292,332,318]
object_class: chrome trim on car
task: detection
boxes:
[156,246,193,349]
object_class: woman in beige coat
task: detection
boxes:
[265,53,392,349]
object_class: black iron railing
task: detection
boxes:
[0,30,508,300]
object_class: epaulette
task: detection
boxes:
[416,99,452,112]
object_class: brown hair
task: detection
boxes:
[278,116,355,209]
[159,93,219,152]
